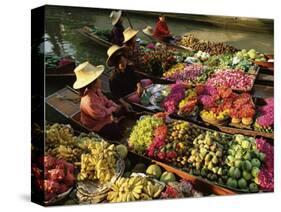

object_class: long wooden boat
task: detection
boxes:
[77,26,112,48]
[46,86,238,195]
[46,61,76,77]
[124,85,273,139]
[254,54,274,70]
[142,30,192,52]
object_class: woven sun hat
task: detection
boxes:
[123,27,139,43]
[73,62,105,89]
[106,45,126,68]
[109,10,122,25]
[142,26,153,36]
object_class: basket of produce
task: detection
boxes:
[177,34,238,56]
[76,141,126,203]
[127,113,274,193]
[31,155,76,205]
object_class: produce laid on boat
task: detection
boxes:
[139,45,177,76]
[128,113,274,192]
[177,34,238,55]
[32,123,213,205]
[126,83,274,135]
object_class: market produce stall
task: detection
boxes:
[125,83,273,139]
[32,123,225,206]
[127,113,273,193]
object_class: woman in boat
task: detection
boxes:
[106,45,152,111]
[153,14,174,43]
[109,10,124,46]
[73,61,123,140]
[122,27,142,67]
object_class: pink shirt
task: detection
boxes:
[80,88,119,132]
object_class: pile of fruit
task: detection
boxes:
[224,135,263,191]
[206,69,255,91]
[163,63,206,84]
[254,98,274,133]
[139,46,177,75]
[77,141,119,184]
[178,34,238,55]
[31,155,76,202]
[194,51,210,62]
[183,131,231,183]
[46,124,83,164]
[235,49,268,62]
[180,132,271,192]
[128,114,164,153]
[178,88,198,116]
[197,85,255,126]
[128,115,273,192]
[129,113,203,164]
[107,174,164,202]
[107,162,203,203]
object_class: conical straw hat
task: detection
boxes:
[106,45,126,68]
[73,62,104,89]
[123,27,139,43]
[142,26,153,36]
[109,10,122,25]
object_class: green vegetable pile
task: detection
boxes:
[128,115,164,153]
[92,26,111,41]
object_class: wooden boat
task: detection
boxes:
[46,61,76,77]
[254,54,274,69]
[142,30,192,52]
[124,85,273,139]
[77,26,112,48]
[46,86,238,195]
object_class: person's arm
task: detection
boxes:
[82,101,114,121]
[118,98,133,112]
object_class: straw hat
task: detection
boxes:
[142,26,153,36]
[123,27,139,43]
[106,45,126,67]
[109,10,122,25]
[73,62,104,89]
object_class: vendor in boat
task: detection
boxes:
[122,27,142,67]
[106,45,152,111]
[153,14,174,43]
[73,61,123,140]
[109,10,124,46]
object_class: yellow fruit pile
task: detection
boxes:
[107,175,164,202]
[78,141,118,184]
[163,63,185,78]
[46,124,82,163]
[200,110,229,123]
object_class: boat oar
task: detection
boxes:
[124,11,133,28]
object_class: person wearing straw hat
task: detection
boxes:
[153,14,174,43]
[73,61,123,140]
[109,10,124,46]
[106,45,152,110]
[123,27,142,67]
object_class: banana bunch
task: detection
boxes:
[142,180,164,199]
[46,123,74,146]
[45,124,83,163]
[107,175,164,202]
[78,141,118,184]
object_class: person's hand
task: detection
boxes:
[124,102,133,112]
[136,83,144,96]
[114,104,122,112]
